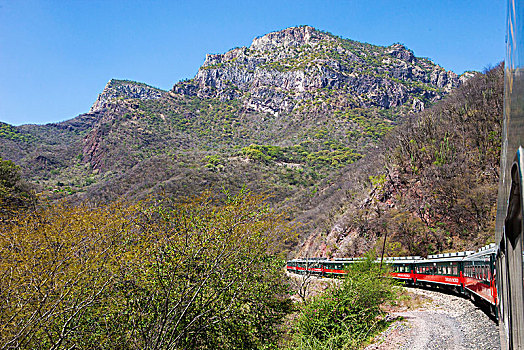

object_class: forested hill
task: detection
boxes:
[296,64,503,258]
[0,26,476,254]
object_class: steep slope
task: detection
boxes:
[295,64,503,258]
[76,26,467,201]
[0,26,470,225]
[177,26,466,112]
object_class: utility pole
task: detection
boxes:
[380,224,388,269]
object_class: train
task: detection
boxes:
[286,243,498,315]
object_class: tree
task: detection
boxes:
[0,157,35,220]
[0,189,294,349]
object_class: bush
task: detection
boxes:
[0,190,293,349]
[287,257,396,350]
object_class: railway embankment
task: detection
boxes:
[366,287,500,350]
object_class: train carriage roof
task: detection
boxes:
[462,243,497,261]
[380,256,424,264]
[416,256,465,264]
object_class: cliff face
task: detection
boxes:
[173,26,466,117]
[90,80,165,113]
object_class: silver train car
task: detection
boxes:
[496,1,524,348]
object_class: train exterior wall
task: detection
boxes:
[463,276,497,305]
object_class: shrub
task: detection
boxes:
[0,190,293,349]
[287,257,396,350]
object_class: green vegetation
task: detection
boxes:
[0,190,293,349]
[332,65,503,257]
[0,157,35,220]
[286,257,397,350]
[109,79,166,92]
[240,143,362,168]
[0,122,31,142]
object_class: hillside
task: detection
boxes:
[295,64,503,258]
[0,26,473,253]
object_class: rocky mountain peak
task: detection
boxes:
[90,79,165,113]
[173,26,467,117]
[385,43,415,63]
[249,26,323,51]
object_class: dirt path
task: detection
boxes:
[365,287,500,350]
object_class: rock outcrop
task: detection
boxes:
[90,79,165,113]
[172,26,469,117]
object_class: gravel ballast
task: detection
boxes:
[366,286,500,350]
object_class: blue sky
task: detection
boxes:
[0,0,505,125]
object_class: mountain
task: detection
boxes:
[294,64,503,258]
[0,26,474,252]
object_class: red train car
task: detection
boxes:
[384,256,423,283]
[287,244,498,314]
[462,245,497,309]
[385,244,497,310]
